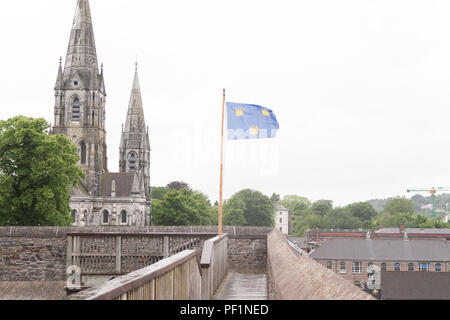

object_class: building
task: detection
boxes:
[310,237,450,288]
[306,225,450,250]
[380,272,450,300]
[51,0,151,226]
[274,203,291,235]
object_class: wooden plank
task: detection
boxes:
[213,273,268,300]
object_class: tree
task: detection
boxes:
[270,193,281,203]
[0,116,84,226]
[226,189,275,227]
[152,188,213,226]
[223,197,247,226]
[166,181,192,191]
[383,197,415,215]
[151,186,170,200]
[279,195,311,216]
[312,200,333,216]
[345,202,378,225]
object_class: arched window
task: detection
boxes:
[394,263,401,271]
[408,263,414,271]
[121,210,127,224]
[72,97,81,122]
[102,210,109,224]
[79,141,87,164]
[128,152,137,172]
[71,210,77,221]
[435,263,442,272]
[381,263,387,271]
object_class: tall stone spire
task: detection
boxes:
[124,63,146,133]
[63,0,101,90]
[52,0,108,196]
[119,63,151,202]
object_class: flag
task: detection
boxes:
[226,102,279,140]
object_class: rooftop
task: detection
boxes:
[310,238,450,261]
[381,272,450,300]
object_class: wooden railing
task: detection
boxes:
[69,250,202,300]
[66,232,215,282]
[68,234,229,300]
[200,234,228,300]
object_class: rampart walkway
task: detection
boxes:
[212,272,268,300]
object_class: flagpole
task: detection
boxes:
[218,89,226,236]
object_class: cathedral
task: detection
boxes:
[51,0,151,226]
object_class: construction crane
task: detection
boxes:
[406,187,450,218]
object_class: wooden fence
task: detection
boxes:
[68,234,229,300]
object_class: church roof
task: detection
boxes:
[101,172,138,197]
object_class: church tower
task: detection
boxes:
[52,0,107,196]
[119,63,151,202]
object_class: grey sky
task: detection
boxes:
[2,0,450,207]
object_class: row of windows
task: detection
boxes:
[326,261,443,273]
[71,210,129,224]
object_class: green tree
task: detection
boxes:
[226,189,275,227]
[322,207,365,229]
[166,181,192,191]
[223,197,247,226]
[279,195,311,216]
[384,197,415,215]
[312,200,333,216]
[151,186,170,200]
[152,188,213,226]
[270,193,281,203]
[0,116,84,226]
[345,202,378,227]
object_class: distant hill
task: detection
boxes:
[367,193,450,217]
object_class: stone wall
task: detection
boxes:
[266,229,374,300]
[0,226,271,281]
[0,237,66,281]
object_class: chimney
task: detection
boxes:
[378,225,383,231]
[399,224,404,233]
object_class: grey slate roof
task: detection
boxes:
[100,172,137,197]
[275,203,288,211]
[310,238,450,261]
[288,237,307,249]
[376,227,450,235]
[381,272,450,300]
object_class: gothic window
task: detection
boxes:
[71,210,77,221]
[103,210,109,224]
[72,97,81,122]
[128,152,137,172]
[121,210,127,224]
[92,111,95,126]
[79,141,87,165]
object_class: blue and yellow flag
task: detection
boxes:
[226,102,279,140]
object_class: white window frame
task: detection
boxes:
[352,261,362,274]
[419,262,430,272]
[339,261,346,274]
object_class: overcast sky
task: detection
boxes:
[2,0,450,206]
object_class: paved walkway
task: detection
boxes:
[212,272,268,300]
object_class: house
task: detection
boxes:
[274,203,291,235]
[309,237,450,288]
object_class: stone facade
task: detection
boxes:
[51,0,151,227]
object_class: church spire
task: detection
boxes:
[54,57,64,90]
[63,0,100,87]
[124,63,146,133]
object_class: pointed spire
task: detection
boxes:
[54,57,64,90]
[124,63,146,133]
[63,0,99,86]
